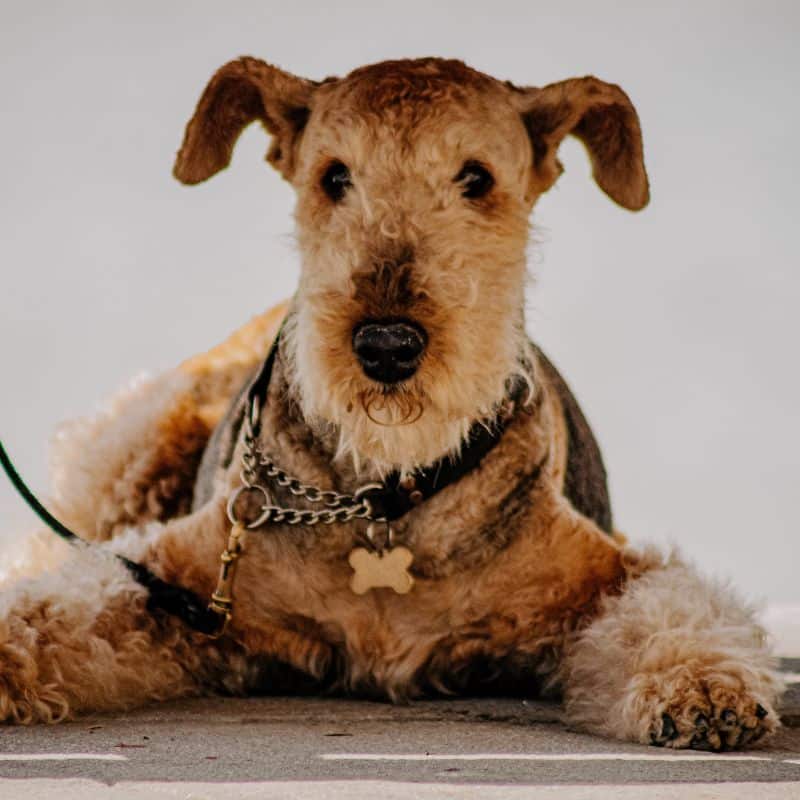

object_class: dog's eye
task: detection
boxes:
[321,161,352,202]
[455,161,494,199]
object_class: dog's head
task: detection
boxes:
[174,57,648,472]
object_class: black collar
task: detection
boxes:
[246,330,527,522]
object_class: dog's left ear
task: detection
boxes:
[513,77,649,210]
[173,56,316,185]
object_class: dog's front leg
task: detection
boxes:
[0,504,240,724]
[560,551,784,750]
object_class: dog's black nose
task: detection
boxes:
[352,320,427,384]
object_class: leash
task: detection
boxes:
[0,440,226,636]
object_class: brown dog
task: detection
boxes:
[0,57,783,750]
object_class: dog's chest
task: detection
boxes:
[233,504,624,696]
[221,374,621,693]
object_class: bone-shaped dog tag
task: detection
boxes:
[348,546,415,595]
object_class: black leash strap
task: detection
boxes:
[0,440,224,636]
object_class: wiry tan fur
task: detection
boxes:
[0,57,783,750]
[562,549,783,749]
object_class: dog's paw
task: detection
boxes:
[644,670,778,751]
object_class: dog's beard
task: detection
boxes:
[337,401,474,476]
[283,309,531,475]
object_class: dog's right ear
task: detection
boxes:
[511,76,649,211]
[173,57,316,185]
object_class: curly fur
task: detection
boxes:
[562,548,784,747]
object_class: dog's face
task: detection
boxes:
[174,58,648,472]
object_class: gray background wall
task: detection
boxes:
[1,3,797,618]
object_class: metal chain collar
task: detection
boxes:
[225,394,386,530]
[209,393,390,635]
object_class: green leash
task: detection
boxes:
[0,438,226,636]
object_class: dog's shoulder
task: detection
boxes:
[532,344,613,534]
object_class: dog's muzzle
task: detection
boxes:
[352,319,427,384]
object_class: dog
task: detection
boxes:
[0,56,783,750]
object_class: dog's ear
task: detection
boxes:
[173,57,316,185]
[513,77,649,210]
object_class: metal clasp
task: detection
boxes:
[206,522,247,638]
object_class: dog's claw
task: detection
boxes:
[688,713,727,751]
[651,712,678,745]
[735,726,759,748]
[694,713,710,733]
[690,733,715,751]
[662,713,678,740]
[720,708,738,727]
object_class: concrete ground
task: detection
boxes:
[0,660,797,799]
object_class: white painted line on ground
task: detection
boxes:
[785,759,800,764]
[781,672,800,682]
[0,753,127,762]
[321,752,773,762]
[3,779,800,799]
